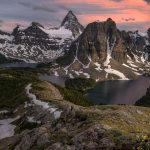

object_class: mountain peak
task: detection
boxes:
[60,10,84,37]
[147,28,150,38]
[12,25,20,36]
[61,10,76,25]
[106,18,113,22]
[31,22,44,28]
[67,10,75,16]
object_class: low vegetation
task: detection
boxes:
[0,69,38,108]
[135,87,150,107]
[65,77,96,92]
[55,77,96,107]
[57,85,93,107]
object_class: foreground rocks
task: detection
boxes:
[0,81,150,150]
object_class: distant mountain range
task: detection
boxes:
[0,11,150,80]
[0,11,84,63]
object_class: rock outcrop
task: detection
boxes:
[70,18,127,65]
[54,19,149,80]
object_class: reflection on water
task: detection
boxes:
[111,76,150,104]
[88,76,150,105]
[39,74,150,105]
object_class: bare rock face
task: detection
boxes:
[58,19,149,70]
[61,10,84,37]
[148,28,150,39]
[67,18,128,66]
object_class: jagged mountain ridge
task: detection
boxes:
[0,11,149,80]
[54,19,150,81]
[0,11,84,63]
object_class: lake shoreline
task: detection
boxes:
[39,74,150,105]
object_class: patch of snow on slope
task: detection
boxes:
[0,110,9,114]
[27,116,41,124]
[94,62,102,71]
[103,36,128,79]
[104,37,116,68]
[54,71,59,76]
[82,72,90,78]
[69,73,74,78]
[141,54,146,63]
[25,84,62,119]
[0,34,13,41]
[0,41,64,63]
[123,64,138,72]
[40,26,73,40]
[132,53,140,63]
[127,59,139,68]
[0,116,20,140]
[64,42,91,74]
[130,63,138,68]
[145,52,149,61]
[105,68,129,80]
[73,70,90,78]
[104,53,111,68]
[75,43,91,68]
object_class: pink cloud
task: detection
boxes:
[0,20,30,32]
[56,0,150,24]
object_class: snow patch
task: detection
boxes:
[0,110,9,114]
[105,68,129,80]
[69,73,74,78]
[0,116,20,140]
[94,62,102,71]
[104,36,116,68]
[54,71,59,76]
[27,116,41,124]
[40,26,73,40]
[25,84,62,119]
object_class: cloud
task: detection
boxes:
[118,21,150,32]
[0,0,149,32]
[18,1,127,15]
[0,20,3,24]
[110,0,123,2]
[122,18,135,22]
[18,2,60,13]
[144,0,150,4]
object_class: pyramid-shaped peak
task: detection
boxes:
[12,25,20,36]
[31,22,44,28]
[61,10,84,37]
[67,10,75,16]
[61,10,78,27]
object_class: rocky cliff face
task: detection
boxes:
[0,11,149,80]
[0,79,150,150]
[54,19,150,80]
[75,18,127,65]
[61,10,84,37]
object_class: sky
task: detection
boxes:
[0,0,150,33]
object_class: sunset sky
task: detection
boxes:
[0,0,150,32]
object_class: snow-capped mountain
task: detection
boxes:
[53,19,150,81]
[0,10,149,81]
[0,11,84,63]
[61,10,84,37]
[127,30,149,61]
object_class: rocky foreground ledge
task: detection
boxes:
[0,80,150,150]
